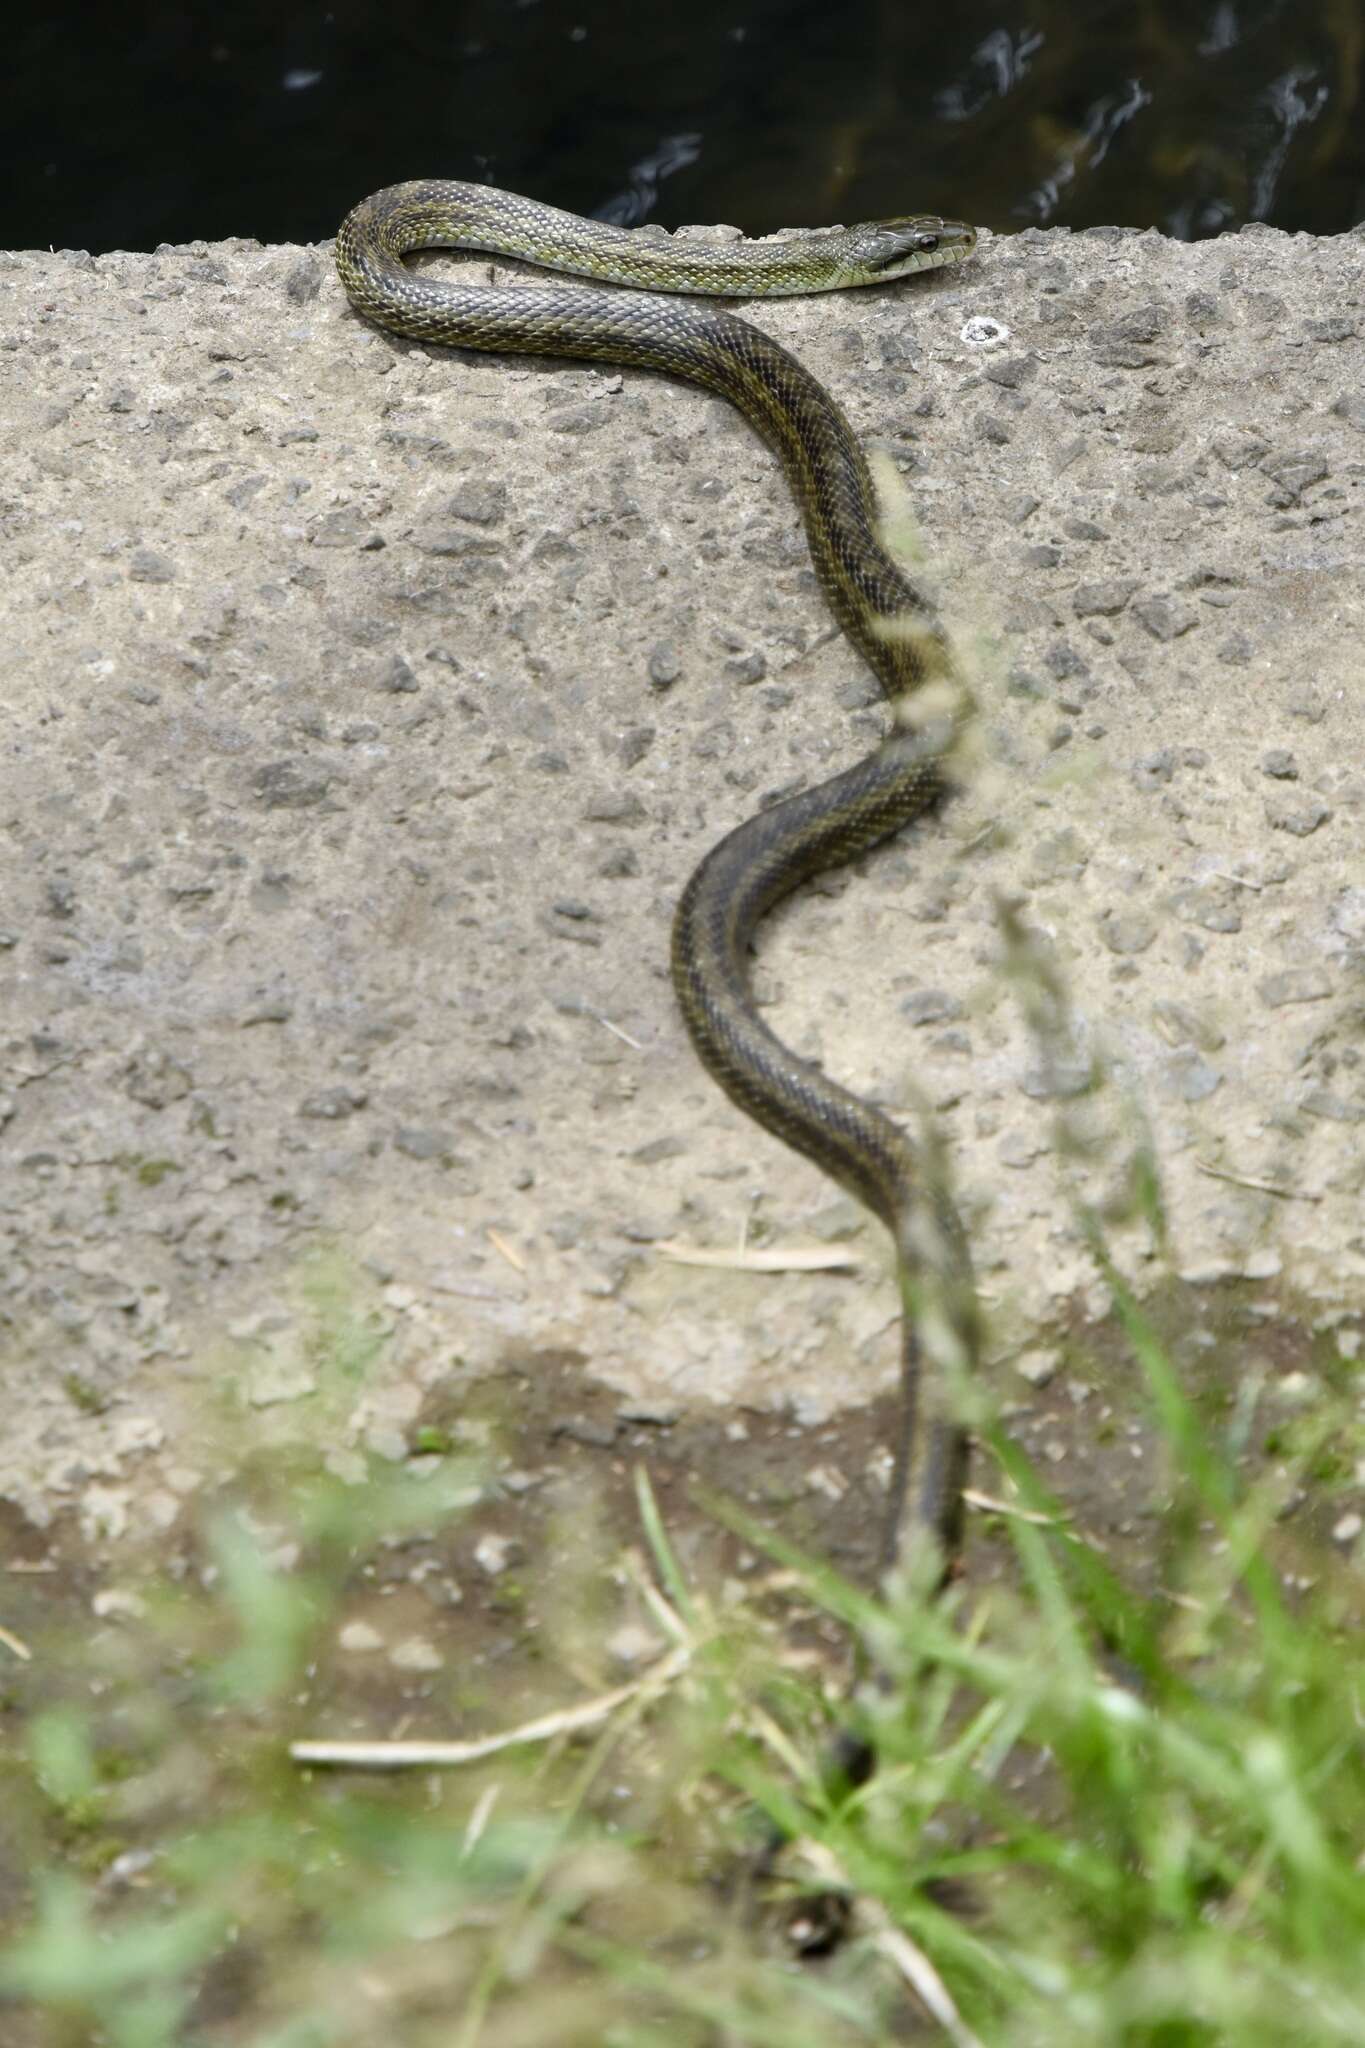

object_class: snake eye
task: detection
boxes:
[916,233,940,253]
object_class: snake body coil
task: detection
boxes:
[335,180,979,1601]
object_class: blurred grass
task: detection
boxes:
[1,1256,1362,2046]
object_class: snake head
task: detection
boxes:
[846,215,977,282]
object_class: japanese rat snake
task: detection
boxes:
[335,179,981,1787]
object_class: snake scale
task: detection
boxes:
[335,179,982,1751]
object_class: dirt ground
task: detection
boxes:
[0,211,1361,1613]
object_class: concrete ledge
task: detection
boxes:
[1,218,1362,1524]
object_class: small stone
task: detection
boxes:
[1261,451,1328,497]
[1028,827,1088,881]
[92,1589,148,1621]
[599,846,639,877]
[1266,795,1330,836]
[284,254,322,302]
[1130,748,1176,791]
[1020,1054,1094,1100]
[224,474,268,510]
[79,1487,131,1543]
[999,1130,1046,1168]
[1301,1089,1365,1124]
[900,989,963,1025]
[1043,640,1089,680]
[338,1621,385,1653]
[389,1637,445,1672]
[806,1464,849,1503]
[394,1126,455,1161]
[309,506,372,548]
[631,1135,686,1164]
[1072,579,1135,618]
[1328,888,1365,943]
[1015,1349,1060,1388]
[1305,315,1357,343]
[1260,749,1298,780]
[648,642,681,687]
[607,1622,666,1667]
[420,529,500,558]
[1134,595,1198,641]
[724,651,767,684]
[378,655,420,693]
[474,1532,516,1577]
[128,547,175,583]
[548,404,607,435]
[985,355,1034,389]
[1332,1513,1363,1547]
[242,993,293,1025]
[616,1398,682,1426]
[1159,1051,1222,1102]
[1256,968,1331,1008]
[583,790,647,824]
[125,1049,192,1107]
[246,1359,317,1408]
[253,760,330,808]
[1217,633,1252,666]
[299,1085,369,1118]
[1174,884,1242,935]
[1152,999,1225,1051]
[111,1415,164,1457]
[1099,912,1156,955]
[448,480,508,525]
[553,1413,618,1448]
[1213,431,1268,472]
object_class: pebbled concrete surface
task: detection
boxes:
[1,216,1362,1533]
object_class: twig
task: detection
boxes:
[460,1784,500,1860]
[1206,868,1262,891]
[962,1487,1069,1527]
[589,1007,645,1051]
[485,1227,527,1272]
[0,1622,32,1661]
[290,1643,690,1770]
[1194,1158,1320,1203]
[654,1239,860,1272]
[429,1280,517,1302]
[791,1842,986,2047]
[874,1923,989,2048]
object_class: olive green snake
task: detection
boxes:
[335,179,981,1787]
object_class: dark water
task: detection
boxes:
[11,0,1365,254]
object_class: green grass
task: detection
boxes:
[2,1262,1363,2048]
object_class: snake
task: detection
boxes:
[335,179,981,1781]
